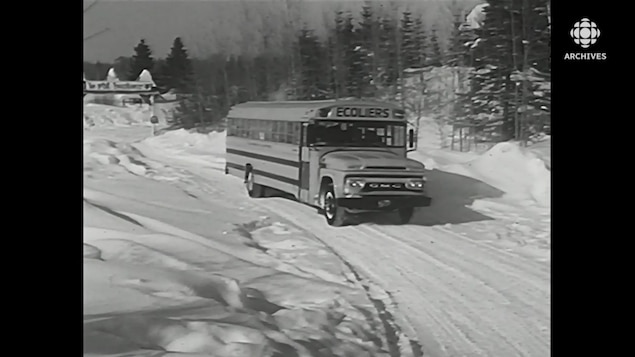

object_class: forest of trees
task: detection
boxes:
[83,0,550,143]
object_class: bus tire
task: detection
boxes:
[397,207,415,224]
[245,168,263,198]
[323,186,347,226]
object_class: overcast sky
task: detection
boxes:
[83,0,467,63]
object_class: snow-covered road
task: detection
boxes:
[269,201,549,357]
[84,115,550,357]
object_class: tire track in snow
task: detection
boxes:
[258,200,429,357]
[294,229,421,357]
[259,199,549,357]
[356,225,549,357]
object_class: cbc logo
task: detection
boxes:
[570,18,600,48]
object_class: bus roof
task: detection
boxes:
[227,99,402,122]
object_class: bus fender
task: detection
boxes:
[318,174,337,197]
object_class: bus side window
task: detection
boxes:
[235,118,242,137]
[263,121,271,142]
[250,119,258,140]
[278,121,285,143]
[244,119,251,138]
[239,118,245,138]
[271,121,277,142]
[283,122,290,143]
[251,119,257,139]
[281,122,287,143]
[292,123,300,145]
[286,122,294,144]
[273,121,281,142]
[255,120,263,140]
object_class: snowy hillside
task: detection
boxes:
[84,104,550,357]
[84,103,153,128]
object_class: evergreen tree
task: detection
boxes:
[446,9,468,67]
[400,10,418,69]
[413,16,427,68]
[297,27,328,99]
[166,37,197,128]
[338,12,358,98]
[325,33,338,97]
[357,3,378,97]
[151,59,169,91]
[113,56,132,81]
[129,39,154,80]
[83,61,112,80]
[427,26,444,66]
[330,11,346,97]
[379,16,399,88]
[467,0,551,141]
[165,37,194,94]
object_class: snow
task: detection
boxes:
[142,129,226,170]
[409,117,550,262]
[84,178,390,356]
[84,105,399,356]
[84,104,550,357]
[442,142,550,207]
[84,103,153,128]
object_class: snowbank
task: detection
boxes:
[527,137,551,170]
[84,130,390,356]
[144,129,226,156]
[84,138,151,178]
[84,103,153,128]
[84,189,386,356]
[444,142,550,207]
[141,129,227,170]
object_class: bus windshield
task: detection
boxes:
[308,120,406,148]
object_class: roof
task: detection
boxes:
[228,99,402,121]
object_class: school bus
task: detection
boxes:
[225,99,431,226]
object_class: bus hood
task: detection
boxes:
[321,150,425,171]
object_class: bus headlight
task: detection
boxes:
[344,178,366,194]
[405,178,425,190]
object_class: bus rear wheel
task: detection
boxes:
[323,187,347,226]
[245,170,263,198]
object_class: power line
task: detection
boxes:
[83,0,108,42]
[83,0,99,14]
[84,27,110,42]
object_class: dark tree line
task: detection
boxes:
[461,0,551,142]
[83,0,550,141]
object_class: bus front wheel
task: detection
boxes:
[323,187,347,226]
[245,170,263,198]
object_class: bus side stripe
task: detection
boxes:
[227,162,299,186]
[226,148,299,168]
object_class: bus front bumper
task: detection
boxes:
[336,195,432,211]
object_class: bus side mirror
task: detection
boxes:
[408,129,415,149]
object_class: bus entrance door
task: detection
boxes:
[298,122,320,205]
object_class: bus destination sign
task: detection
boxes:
[334,107,391,119]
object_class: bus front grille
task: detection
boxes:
[361,183,409,192]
